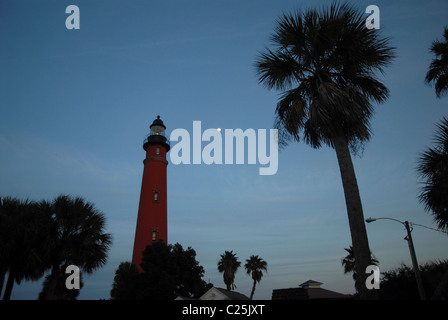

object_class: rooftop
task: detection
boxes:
[272,280,353,300]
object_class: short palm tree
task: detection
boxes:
[425,26,448,98]
[217,250,241,291]
[40,195,112,299]
[255,2,395,299]
[0,198,51,300]
[244,255,267,299]
[417,117,448,232]
[341,246,378,281]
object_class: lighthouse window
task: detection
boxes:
[152,230,157,241]
[153,191,159,202]
[156,147,160,155]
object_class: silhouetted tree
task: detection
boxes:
[110,241,206,300]
[39,195,112,300]
[38,270,83,300]
[380,260,448,299]
[417,117,448,232]
[110,262,140,300]
[341,246,378,281]
[0,197,52,300]
[217,250,241,291]
[425,26,448,98]
[255,2,395,299]
[171,243,207,298]
[417,117,448,299]
[244,255,267,299]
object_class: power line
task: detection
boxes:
[410,222,448,235]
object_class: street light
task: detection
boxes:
[366,217,426,300]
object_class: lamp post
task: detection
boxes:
[366,217,426,300]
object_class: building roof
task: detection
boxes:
[175,296,196,300]
[175,286,250,300]
[272,280,353,300]
[214,287,251,300]
[299,280,323,288]
[200,287,250,300]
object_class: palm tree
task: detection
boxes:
[38,270,84,300]
[341,246,378,281]
[416,116,448,302]
[255,2,395,299]
[425,26,448,98]
[0,197,52,300]
[217,250,241,291]
[39,195,112,299]
[244,255,267,299]
[417,117,448,232]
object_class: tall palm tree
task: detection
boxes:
[425,26,448,98]
[39,195,112,299]
[417,117,448,232]
[255,2,395,299]
[217,250,241,291]
[244,255,267,299]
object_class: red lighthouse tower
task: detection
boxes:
[132,115,170,271]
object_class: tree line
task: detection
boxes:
[111,243,267,300]
[111,241,447,300]
[341,246,448,299]
[0,195,112,300]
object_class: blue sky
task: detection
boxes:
[1,0,447,299]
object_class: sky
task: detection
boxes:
[1,0,447,300]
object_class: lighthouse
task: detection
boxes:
[132,115,170,271]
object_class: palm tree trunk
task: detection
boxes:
[333,135,377,299]
[249,280,256,300]
[2,271,15,300]
[0,269,6,298]
[42,265,60,300]
[224,273,231,291]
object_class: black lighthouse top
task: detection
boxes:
[143,115,170,152]
[150,115,166,131]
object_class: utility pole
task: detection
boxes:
[366,217,428,300]
[404,221,426,300]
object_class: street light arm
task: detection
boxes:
[365,217,406,225]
